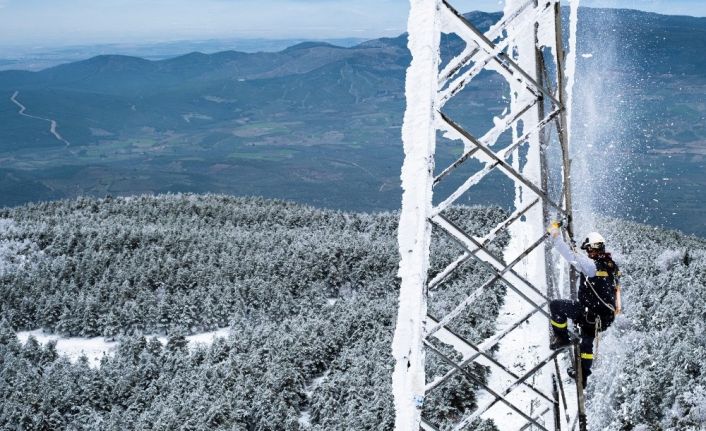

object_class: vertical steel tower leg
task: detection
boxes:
[392,0,441,429]
[393,0,584,430]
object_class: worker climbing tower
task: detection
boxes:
[393,0,585,430]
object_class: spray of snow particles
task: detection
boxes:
[569,7,637,238]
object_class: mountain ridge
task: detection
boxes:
[1,7,704,78]
[0,7,704,237]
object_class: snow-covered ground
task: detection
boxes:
[16,327,231,367]
[298,371,330,428]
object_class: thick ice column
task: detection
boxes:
[504,1,549,276]
[565,0,581,143]
[481,0,555,428]
[391,0,441,429]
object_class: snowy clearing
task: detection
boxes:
[16,327,231,367]
[298,370,330,428]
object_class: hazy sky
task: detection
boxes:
[0,0,703,47]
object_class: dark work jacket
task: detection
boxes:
[578,254,620,319]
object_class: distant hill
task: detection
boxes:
[0,8,703,236]
[0,37,370,72]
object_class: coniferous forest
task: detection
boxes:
[0,195,704,430]
[0,195,506,430]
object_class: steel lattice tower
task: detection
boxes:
[392,0,586,430]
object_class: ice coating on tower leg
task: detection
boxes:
[565,0,581,142]
[391,0,440,429]
[478,0,561,429]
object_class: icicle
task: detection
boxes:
[565,0,581,142]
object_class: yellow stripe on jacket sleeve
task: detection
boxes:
[551,320,567,329]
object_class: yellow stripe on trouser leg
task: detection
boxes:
[580,353,594,360]
[551,320,567,329]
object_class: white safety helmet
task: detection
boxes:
[581,232,605,251]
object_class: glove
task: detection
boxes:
[546,221,561,238]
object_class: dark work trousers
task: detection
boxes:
[549,299,598,383]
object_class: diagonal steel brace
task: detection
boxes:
[432,108,561,216]
[437,0,556,107]
[440,0,560,107]
[425,340,551,431]
[426,305,546,393]
[439,111,568,217]
[427,197,540,290]
[427,314,555,404]
[438,0,536,85]
[434,98,538,186]
[519,407,553,431]
[431,214,550,304]
[425,223,550,338]
[451,349,564,430]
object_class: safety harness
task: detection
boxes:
[585,275,616,315]
[573,245,619,364]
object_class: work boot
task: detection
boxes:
[549,334,571,350]
[567,367,589,388]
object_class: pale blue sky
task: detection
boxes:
[0,0,703,47]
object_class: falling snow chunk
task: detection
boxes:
[581,53,594,58]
